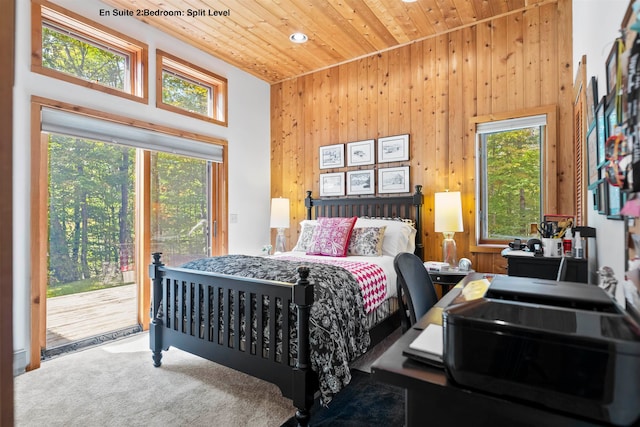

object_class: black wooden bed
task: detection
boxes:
[149,185,424,426]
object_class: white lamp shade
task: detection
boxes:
[434,191,463,232]
[270,198,290,228]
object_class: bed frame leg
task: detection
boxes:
[292,266,314,427]
[150,252,165,367]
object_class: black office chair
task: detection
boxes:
[394,252,439,332]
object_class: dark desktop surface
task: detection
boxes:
[372,274,640,427]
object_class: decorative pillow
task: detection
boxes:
[348,226,386,256]
[355,217,416,257]
[307,216,357,257]
[292,222,316,252]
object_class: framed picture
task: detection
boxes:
[586,76,598,128]
[319,144,344,169]
[607,182,624,220]
[592,184,600,211]
[319,172,345,197]
[596,96,606,167]
[346,140,375,166]
[346,170,375,195]
[605,99,618,138]
[605,40,619,99]
[378,134,409,163]
[378,166,410,194]
[597,179,608,215]
[587,123,599,187]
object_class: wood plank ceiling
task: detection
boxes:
[102,0,548,83]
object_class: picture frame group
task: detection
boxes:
[318,134,411,196]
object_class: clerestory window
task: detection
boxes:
[32,1,148,102]
[157,50,228,126]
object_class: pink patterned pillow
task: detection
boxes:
[306,217,357,257]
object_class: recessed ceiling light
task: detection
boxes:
[289,32,308,43]
[402,0,417,2]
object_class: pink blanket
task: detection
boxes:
[277,256,387,313]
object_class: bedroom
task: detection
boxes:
[0,0,635,424]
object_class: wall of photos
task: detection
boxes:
[318,135,410,197]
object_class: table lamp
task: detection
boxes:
[270,197,290,253]
[434,191,463,267]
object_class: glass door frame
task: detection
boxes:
[30,98,228,370]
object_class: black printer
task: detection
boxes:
[442,276,640,426]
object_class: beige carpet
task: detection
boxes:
[14,332,296,427]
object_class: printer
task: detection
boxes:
[442,276,640,426]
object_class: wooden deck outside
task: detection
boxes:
[46,284,139,349]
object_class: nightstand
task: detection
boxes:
[428,268,474,297]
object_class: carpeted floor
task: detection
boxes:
[14,329,404,427]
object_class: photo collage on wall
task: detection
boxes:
[318,135,410,196]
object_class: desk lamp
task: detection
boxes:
[270,197,290,253]
[434,191,463,267]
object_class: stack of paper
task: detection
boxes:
[409,324,443,357]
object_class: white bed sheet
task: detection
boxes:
[273,251,397,299]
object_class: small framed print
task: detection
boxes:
[347,140,375,166]
[319,144,344,169]
[378,134,409,163]
[378,166,410,194]
[597,179,608,215]
[587,123,599,187]
[319,172,345,197]
[605,40,620,99]
[346,170,375,195]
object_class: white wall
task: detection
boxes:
[573,0,630,301]
[13,0,271,371]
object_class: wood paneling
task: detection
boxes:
[101,0,558,83]
[0,0,14,422]
[271,0,573,273]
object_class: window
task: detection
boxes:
[157,50,228,126]
[32,2,148,102]
[474,108,556,244]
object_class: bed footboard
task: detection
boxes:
[149,252,315,426]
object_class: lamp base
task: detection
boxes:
[442,232,458,267]
[275,228,287,253]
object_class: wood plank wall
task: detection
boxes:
[271,0,573,274]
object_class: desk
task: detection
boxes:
[503,251,588,283]
[371,274,634,427]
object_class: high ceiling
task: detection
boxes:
[101,0,545,83]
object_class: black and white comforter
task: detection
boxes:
[179,254,371,405]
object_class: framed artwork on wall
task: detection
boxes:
[378,134,409,163]
[378,166,409,193]
[319,172,345,197]
[346,140,375,166]
[605,40,619,99]
[586,76,597,128]
[607,182,624,220]
[597,178,608,215]
[346,170,375,195]
[587,123,599,187]
[596,96,606,167]
[319,144,344,169]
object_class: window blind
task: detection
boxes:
[41,107,223,162]
[476,114,547,134]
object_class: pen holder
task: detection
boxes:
[542,238,562,257]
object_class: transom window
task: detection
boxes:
[475,113,549,244]
[157,50,228,126]
[32,1,148,102]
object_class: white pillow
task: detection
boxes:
[355,218,416,257]
[292,220,317,252]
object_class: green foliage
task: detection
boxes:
[42,25,127,90]
[484,128,541,239]
[162,71,210,115]
[47,277,132,298]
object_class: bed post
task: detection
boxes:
[413,185,424,260]
[149,252,165,367]
[304,190,313,220]
[292,266,314,427]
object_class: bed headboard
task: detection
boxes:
[304,185,424,259]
